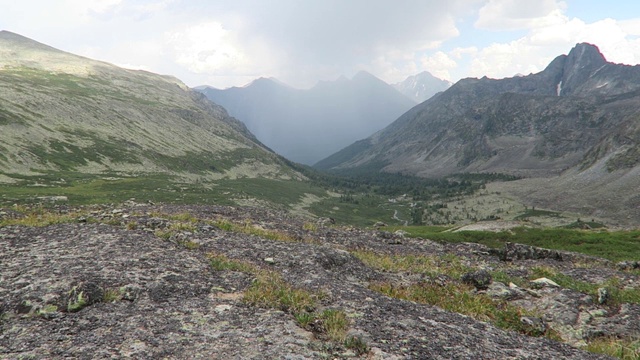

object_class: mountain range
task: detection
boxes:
[0,30,294,183]
[316,43,640,224]
[2,30,639,225]
[196,72,418,164]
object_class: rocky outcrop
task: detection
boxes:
[2,204,633,358]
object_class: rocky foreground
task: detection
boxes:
[1,204,638,359]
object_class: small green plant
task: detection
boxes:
[67,290,88,312]
[344,335,369,356]
[104,218,122,226]
[169,222,197,232]
[294,311,316,328]
[213,219,234,231]
[36,304,59,317]
[154,229,173,240]
[207,252,257,273]
[167,212,199,223]
[320,309,349,342]
[243,272,317,314]
[153,220,199,240]
[303,222,318,231]
[606,278,640,304]
[126,221,137,230]
[179,240,200,250]
[102,288,123,302]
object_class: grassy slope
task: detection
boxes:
[388,225,640,262]
[3,169,640,262]
[0,173,413,227]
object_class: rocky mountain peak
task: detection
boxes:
[565,42,607,70]
[546,42,624,96]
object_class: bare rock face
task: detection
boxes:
[0,204,623,359]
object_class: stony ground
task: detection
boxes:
[2,203,637,359]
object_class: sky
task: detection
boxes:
[1,0,640,89]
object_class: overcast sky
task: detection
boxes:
[1,0,640,89]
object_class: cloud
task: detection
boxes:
[466,40,553,79]
[165,22,247,74]
[174,1,477,86]
[84,0,123,14]
[420,51,458,81]
[0,0,479,87]
[127,0,478,87]
[475,0,567,30]
[452,11,640,81]
[2,0,640,89]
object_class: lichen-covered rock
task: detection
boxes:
[461,269,492,290]
[501,242,563,261]
[0,204,617,359]
[486,282,525,300]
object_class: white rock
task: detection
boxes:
[531,277,560,287]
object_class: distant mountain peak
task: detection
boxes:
[392,71,452,103]
[353,70,377,80]
[246,77,276,86]
[241,77,293,90]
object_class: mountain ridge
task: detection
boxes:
[0,31,295,182]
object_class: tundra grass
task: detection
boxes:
[0,173,321,208]
[0,171,408,227]
[352,251,471,278]
[210,218,299,242]
[0,207,89,227]
[530,267,640,305]
[370,281,551,337]
[387,225,640,262]
[586,337,640,359]
[309,195,411,228]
